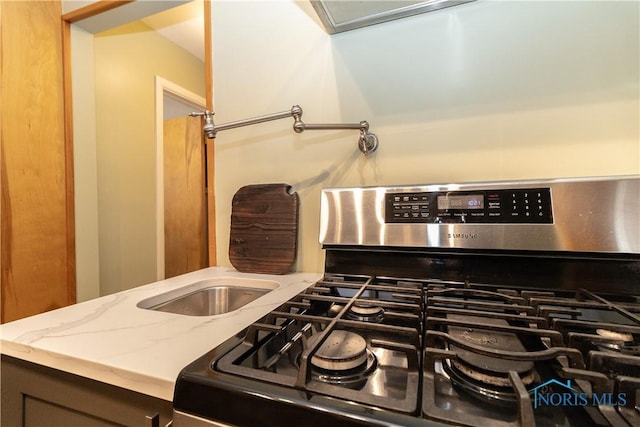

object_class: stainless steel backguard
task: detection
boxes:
[319,176,640,254]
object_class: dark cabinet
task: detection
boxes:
[1,355,172,426]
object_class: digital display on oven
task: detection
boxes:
[385,188,553,224]
[437,194,484,210]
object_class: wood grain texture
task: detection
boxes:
[204,0,216,267]
[163,116,207,279]
[1,0,76,322]
[62,12,77,313]
[229,184,298,274]
[61,0,135,24]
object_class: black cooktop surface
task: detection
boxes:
[174,269,640,427]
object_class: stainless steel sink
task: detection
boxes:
[137,278,278,316]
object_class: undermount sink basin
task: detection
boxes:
[137,278,278,316]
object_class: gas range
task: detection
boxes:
[173,176,639,426]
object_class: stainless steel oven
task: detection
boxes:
[173,176,639,426]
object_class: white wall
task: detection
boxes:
[211,0,639,274]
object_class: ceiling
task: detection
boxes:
[72,0,205,62]
[73,0,471,63]
[141,0,205,62]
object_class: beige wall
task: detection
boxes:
[74,21,205,297]
[211,1,639,273]
[71,26,100,302]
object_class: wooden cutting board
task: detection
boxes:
[229,184,299,274]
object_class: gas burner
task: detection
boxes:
[443,343,537,406]
[444,314,538,405]
[346,301,385,323]
[594,329,640,355]
[309,351,377,388]
[303,330,377,388]
[308,330,368,371]
[449,358,536,388]
[443,358,537,406]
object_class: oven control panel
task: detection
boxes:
[385,188,553,223]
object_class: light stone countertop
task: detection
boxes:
[0,267,321,401]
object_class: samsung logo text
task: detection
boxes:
[448,233,479,239]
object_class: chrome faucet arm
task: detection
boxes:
[189,105,378,155]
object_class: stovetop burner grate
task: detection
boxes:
[214,274,426,413]
[175,273,640,427]
[422,280,640,427]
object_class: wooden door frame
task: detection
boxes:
[61,0,216,275]
[155,77,206,279]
